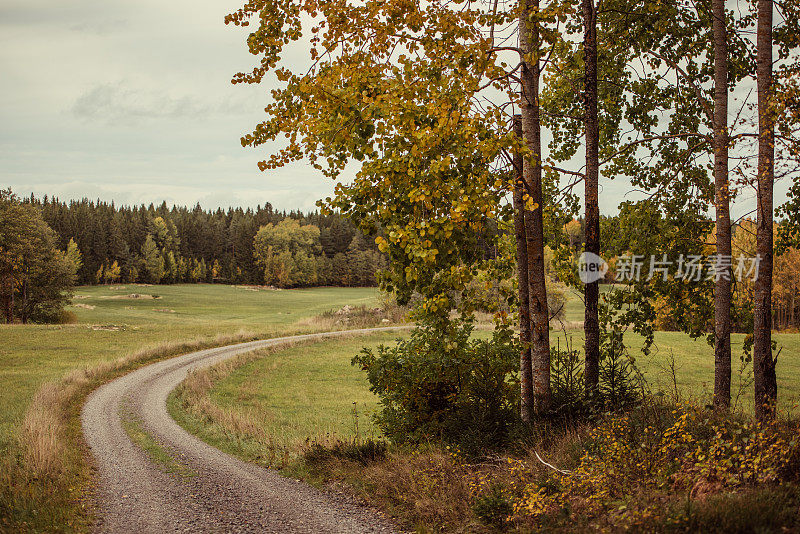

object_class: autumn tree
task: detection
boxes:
[226,0,570,418]
[0,190,77,324]
[548,1,762,408]
[564,219,581,251]
[574,0,600,397]
[253,219,322,287]
[141,234,165,283]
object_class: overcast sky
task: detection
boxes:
[0,0,791,216]
[0,0,334,212]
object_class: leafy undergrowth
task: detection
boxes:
[299,401,800,532]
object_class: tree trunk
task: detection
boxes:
[2,273,13,324]
[513,115,535,422]
[21,277,28,325]
[582,0,601,397]
[712,0,732,410]
[519,0,552,414]
[754,0,777,421]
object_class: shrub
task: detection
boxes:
[550,341,584,413]
[55,310,78,324]
[353,317,519,453]
[510,401,800,531]
[550,331,644,416]
[472,481,514,528]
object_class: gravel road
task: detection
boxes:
[81,328,404,533]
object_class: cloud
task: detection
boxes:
[71,83,212,122]
[70,82,260,124]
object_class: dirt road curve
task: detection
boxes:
[81,329,403,533]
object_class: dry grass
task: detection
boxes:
[176,341,307,443]
[362,449,478,531]
[296,304,409,330]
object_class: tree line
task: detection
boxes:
[28,194,384,288]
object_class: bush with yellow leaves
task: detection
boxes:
[507,402,800,531]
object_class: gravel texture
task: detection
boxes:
[81,329,404,533]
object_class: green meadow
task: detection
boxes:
[0,284,380,450]
[2,283,798,455]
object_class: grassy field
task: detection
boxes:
[551,329,800,411]
[0,284,380,451]
[168,332,402,466]
[556,286,800,410]
[202,335,394,445]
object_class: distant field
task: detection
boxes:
[549,330,800,412]
[556,286,800,411]
[0,284,380,449]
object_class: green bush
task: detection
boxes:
[550,331,644,417]
[472,482,514,528]
[353,317,519,452]
[598,330,644,410]
[550,341,584,413]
